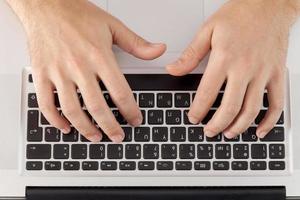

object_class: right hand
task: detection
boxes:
[22,0,166,142]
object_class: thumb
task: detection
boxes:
[111,19,166,60]
[166,24,213,76]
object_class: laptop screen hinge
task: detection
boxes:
[26,186,286,200]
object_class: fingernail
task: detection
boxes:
[257,131,267,139]
[61,127,71,134]
[204,130,215,137]
[132,117,143,127]
[90,134,102,143]
[111,134,124,143]
[188,115,199,124]
[224,131,235,139]
[150,43,164,47]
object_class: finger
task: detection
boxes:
[33,73,70,133]
[166,22,214,76]
[56,81,102,142]
[111,19,166,60]
[188,51,227,125]
[256,71,285,138]
[223,80,265,139]
[96,50,143,126]
[77,74,125,143]
[204,75,248,137]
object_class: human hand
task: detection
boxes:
[8,0,166,142]
[167,0,299,139]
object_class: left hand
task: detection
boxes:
[166,0,298,139]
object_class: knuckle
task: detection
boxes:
[270,101,284,112]
[39,102,53,114]
[223,104,241,116]
[86,100,103,114]
[114,92,130,105]
[62,105,79,118]
[182,45,198,60]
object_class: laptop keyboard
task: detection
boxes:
[23,73,288,175]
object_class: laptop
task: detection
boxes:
[1,0,300,199]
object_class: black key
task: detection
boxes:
[28,93,38,108]
[176,161,192,170]
[212,93,223,108]
[120,161,136,170]
[63,128,79,142]
[170,127,186,142]
[125,144,141,159]
[139,93,154,108]
[197,144,213,159]
[80,135,90,142]
[123,127,133,142]
[138,161,154,170]
[54,93,60,108]
[166,110,181,125]
[40,113,50,125]
[89,144,105,159]
[107,144,123,159]
[27,144,51,159]
[27,110,43,142]
[183,110,192,125]
[202,110,216,124]
[161,144,177,159]
[251,144,267,159]
[194,161,211,170]
[224,135,240,142]
[206,134,222,142]
[175,93,190,108]
[152,127,168,142]
[26,161,43,171]
[215,144,231,159]
[157,161,173,170]
[179,144,195,159]
[101,161,117,170]
[28,74,33,83]
[232,161,248,170]
[64,161,80,170]
[157,93,172,108]
[143,144,159,159]
[213,161,229,170]
[263,93,269,107]
[71,144,87,159]
[269,144,285,159]
[45,161,61,170]
[134,127,150,142]
[269,161,285,170]
[148,110,164,125]
[112,110,127,125]
[141,110,146,125]
[78,93,84,107]
[53,144,69,159]
[101,134,112,142]
[256,110,284,125]
[27,127,43,142]
[233,144,249,159]
[242,127,258,142]
[250,161,267,170]
[45,127,61,142]
[188,127,204,142]
[103,93,116,108]
[261,127,284,142]
[192,93,196,100]
[82,161,99,170]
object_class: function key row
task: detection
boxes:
[26,160,285,171]
[28,92,273,110]
[26,143,285,160]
